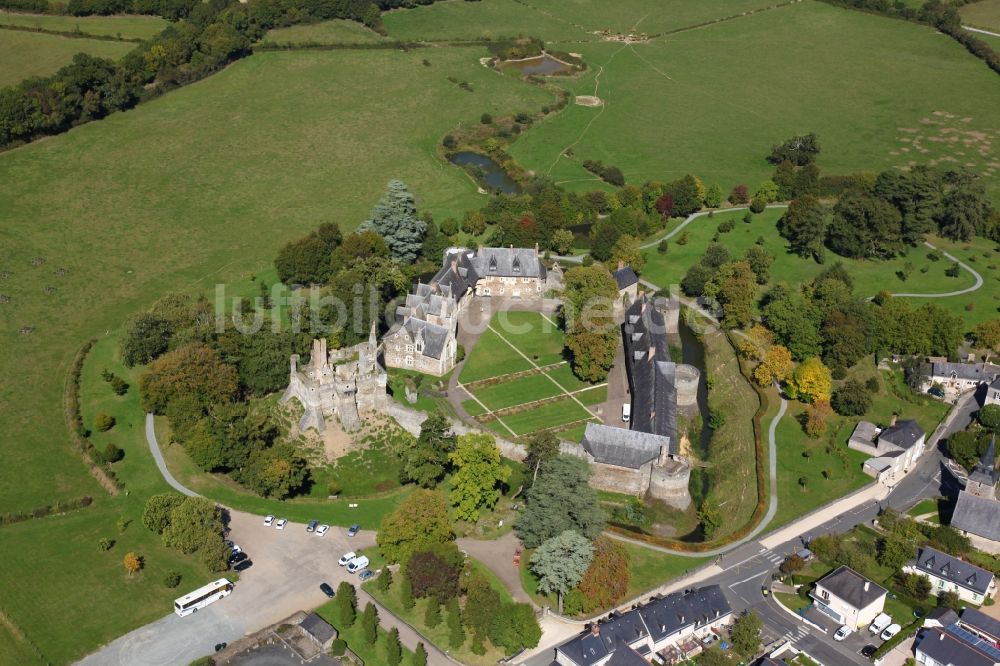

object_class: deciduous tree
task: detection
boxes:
[142,493,185,534]
[753,345,793,387]
[121,311,171,367]
[576,536,631,612]
[378,489,454,563]
[123,551,143,576]
[777,195,826,260]
[788,357,832,403]
[525,430,560,482]
[448,433,510,522]
[401,411,455,488]
[139,344,239,414]
[730,611,763,656]
[610,234,645,273]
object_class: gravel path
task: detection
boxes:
[145,413,198,497]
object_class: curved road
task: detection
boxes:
[890,241,983,298]
[145,413,198,497]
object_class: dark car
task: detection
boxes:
[214,643,227,653]
[320,582,335,598]
[233,559,253,572]
[347,523,360,537]
[229,551,248,565]
[860,645,877,658]
[928,386,946,398]
[306,519,319,533]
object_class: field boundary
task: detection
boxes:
[0,605,50,665]
[0,22,143,42]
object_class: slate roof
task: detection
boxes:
[614,265,639,290]
[917,627,998,666]
[961,608,1000,643]
[300,612,337,644]
[581,423,665,469]
[878,419,924,450]
[925,606,960,627]
[622,295,679,447]
[952,490,1000,542]
[815,566,887,610]
[469,247,546,279]
[556,586,732,666]
[930,362,1000,382]
[849,421,878,447]
[914,546,993,595]
[969,435,999,488]
[606,639,649,666]
[637,585,732,643]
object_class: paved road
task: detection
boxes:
[889,241,983,298]
[964,25,1000,38]
[145,413,197,497]
[521,391,979,666]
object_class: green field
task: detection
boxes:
[0,29,135,86]
[508,1,1000,201]
[262,18,387,45]
[641,207,997,325]
[459,328,534,382]
[961,0,1000,32]
[0,11,168,38]
[500,396,593,435]
[491,310,566,364]
[472,372,562,409]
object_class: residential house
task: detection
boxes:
[848,416,926,484]
[553,585,733,666]
[952,490,1000,555]
[915,627,1000,666]
[383,246,547,376]
[922,361,1000,397]
[922,607,960,630]
[960,608,1000,645]
[904,546,996,605]
[986,377,1000,408]
[810,566,887,629]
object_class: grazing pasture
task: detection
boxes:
[0,10,168,38]
[0,29,134,86]
[261,18,387,45]
[961,0,1000,32]
[508,1,1000,201]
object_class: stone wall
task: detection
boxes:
[674,364,699,408]
[588,460,651,496]
[648,458,691,509]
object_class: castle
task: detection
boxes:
[382,246,548,376]
[580,293,697,509]
[281,325,388,433]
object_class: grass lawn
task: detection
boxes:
[641,208,988,320]
[499,396,593,436]
[576,384,608,405]
[383,0,590,42]
[509,1,1000,203]
[702,328,760,539]
[0,10,168,38]
[363,560,511,666]
[471,372,562,410]
[262,18,387,45]
[490,310,566,365]
[0,29,135,87]
[314,598,418,666]
[459,327,534,383]
[325,425,408,497]
[556,421,597,443]
[907,496,953,524]
[775,590,812,615]
[544,362,597,392]
[961,0,1000,32]
[386,368,456,417]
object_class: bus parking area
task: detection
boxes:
[78,510,377,666]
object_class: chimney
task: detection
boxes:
[590,624,600,637]
[618,260,625,271]
[534,242,539,256]
[890,414,897,427]
[451,257,458,273]
[657,444,669,467]
[864,581,870,592]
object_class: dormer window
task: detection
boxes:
[512,257,521,273]
[489,257,498,272]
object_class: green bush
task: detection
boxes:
[330,638,347,656]
[102,443,124,463]
[98,537,115,551]
[94,413,116,432]
[163,571,182,588]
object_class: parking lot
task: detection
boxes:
[79,512,377,666]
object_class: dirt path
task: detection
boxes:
[458,532,536,607]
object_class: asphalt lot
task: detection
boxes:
[77,513,376,666]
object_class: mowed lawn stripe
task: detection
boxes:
[501,397,593,436]
[470,372,563,411]
[544,363,599,392]
[493,311,567,366]
[575,384,608,406]
[459,327,533,383]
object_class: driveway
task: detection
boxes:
[77,514,378,666]
[600,335,629,426]
[459,532,535,606]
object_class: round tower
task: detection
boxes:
[674,364,700,408]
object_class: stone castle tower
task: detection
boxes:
[281,324,388,433]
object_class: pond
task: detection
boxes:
[503,53,574,76]
[448,151,521,194]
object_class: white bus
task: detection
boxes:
[173,578,234,617]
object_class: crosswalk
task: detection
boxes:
[779,625,811,643]
[762,550,785,566]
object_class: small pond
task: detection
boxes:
[448,151,521,194]
[503,53,574,76]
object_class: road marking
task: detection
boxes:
[457,383,518,438]
[728,571,768,588]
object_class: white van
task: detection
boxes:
[869,613,892,635]
[622,403,631,423]
[347,556,370,574]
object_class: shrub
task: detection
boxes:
[676,231,689,246]
[110,376,129,395]
[945,262,960,277]
[330,639,347,656]
[442,134,458,150]
[831,366,847,380]
[98,537,115,551]
[163,571,182,588]
[94,413,116,432]
[729,184,750,204]
[102,443,124,463]
[865,377,880,392]
[718,219,735,234]
[657,239,668,254]
[749,197,766,214]
[480,113,492,124]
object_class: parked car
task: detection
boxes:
[869,613,892,634]
[275,518,287,530]
[225,540,241,555]
[622,403,631,423]
[929,386,946,398]
[701,634,719,646]
[316,524,330,537]
[358,569,375,582]
[320,583,335,598]
[229,551,248,566]
[880,624,901,641]
[347,556,370,574]
[860,645,877,658]
[263,515,274,526]
[306,519,319,533]
[347,523,361,537]
[913,609,926,619]
[761,585,770,597]
[234,559,253,572]
[214,643,227,653]
[339,551,357,566]
[834,625,852,641]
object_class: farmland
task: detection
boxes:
[961,0,1000,33]
[0,11,168,38]
[0,29,135,87]
[507,1,1000,202]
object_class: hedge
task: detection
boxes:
[0,495,93,526]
